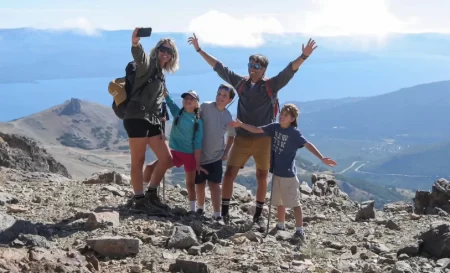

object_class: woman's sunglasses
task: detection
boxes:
[159,45,174,55]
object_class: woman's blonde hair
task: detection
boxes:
[150,38,179,74]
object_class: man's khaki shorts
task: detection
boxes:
[227,135,271,171]
[272,175,301,208]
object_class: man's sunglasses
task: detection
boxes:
[248,63,263,70]
[159,45,173,55]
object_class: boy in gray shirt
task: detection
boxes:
[195,83,236,219]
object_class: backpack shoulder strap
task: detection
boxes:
[263,77,273,97]
[262,78,280,118]
[236,76,250,96]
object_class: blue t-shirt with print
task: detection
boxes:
[261,123,308,178]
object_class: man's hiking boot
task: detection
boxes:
[222,214,230,225]
[252,216,267,233]
[145,189,169,210]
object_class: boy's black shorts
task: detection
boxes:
[195,160,223,184]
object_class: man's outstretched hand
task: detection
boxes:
[302,38,318,57]
[321,157,337,167]
[188,33,201,51]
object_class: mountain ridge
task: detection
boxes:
[300,80,450,143]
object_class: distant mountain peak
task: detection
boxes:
[58,98,82,116]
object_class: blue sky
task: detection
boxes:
[1,0,450,48]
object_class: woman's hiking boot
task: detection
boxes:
[145,188,170,210]
[129,197,149,213]
[129,196,170,217]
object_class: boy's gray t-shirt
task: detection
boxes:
[200,102,236,165]
[261,123,309,178]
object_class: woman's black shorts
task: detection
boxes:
[123,118,162,138]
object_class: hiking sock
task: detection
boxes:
[190,201,196,212]
[134,194,144,199]
[134,190,144,197]
[214,212,221,218]
[296,226,304,234]
[221,198,230,217]
[254,201,265,220]
[146,186,157,193]
[197,205,204,211]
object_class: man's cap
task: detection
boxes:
[181,90,199,101]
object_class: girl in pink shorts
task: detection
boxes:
[144,89,206,212]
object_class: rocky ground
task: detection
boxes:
[1,132,450,273]
[0,167,449,273]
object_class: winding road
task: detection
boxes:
[339,160,437,178]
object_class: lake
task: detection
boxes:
[2,56,450,121]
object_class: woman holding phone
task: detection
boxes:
[123,27,179,214]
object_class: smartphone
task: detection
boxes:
[137,27,152,37]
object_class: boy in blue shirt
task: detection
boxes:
[229,103,337,239]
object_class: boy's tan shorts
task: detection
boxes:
[272,175,301,208]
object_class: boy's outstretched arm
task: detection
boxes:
[304,143,337,167]
[228,119,264,134]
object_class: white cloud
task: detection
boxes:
[188,10,285,48]
[298,0,407,37]
[60,17,99,36]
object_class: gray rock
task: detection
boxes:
[0,192,19,206]
[169,259,215,273]
[167,226,199,249]
[419,223,450,258]
[356,200,376,221]
[392,261,415,273]
[86,236,140,257]
[84,211,120,231]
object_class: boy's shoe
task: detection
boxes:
[145,189,170,210]
[212,215,226,225]
[196,208,205,216]
[252,216,267,233]
[293,230,306,244]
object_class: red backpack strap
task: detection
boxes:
[263,78,279,120]
[237,76,250,96]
